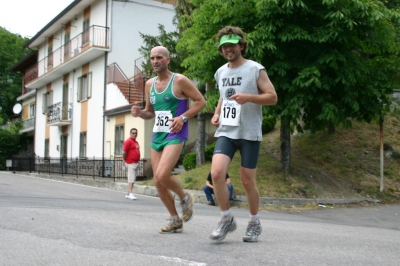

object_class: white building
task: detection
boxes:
[11,0,216,178]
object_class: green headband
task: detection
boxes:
[219,34,241,47]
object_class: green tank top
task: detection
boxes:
[150,73,189,144]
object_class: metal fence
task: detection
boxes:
[8,156,147,182]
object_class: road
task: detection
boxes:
[1,172,399,266]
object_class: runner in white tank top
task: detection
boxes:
[209,26,278,243]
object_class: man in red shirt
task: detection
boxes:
[123,128,141,200]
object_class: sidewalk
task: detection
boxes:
[9,171,380,207]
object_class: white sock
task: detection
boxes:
[250,214,259,223]
[172,215,179,221]
[221,209,231,218]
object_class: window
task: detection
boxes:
[44,139,49,158]
[114,125,124,155]
[77,72,92,102]
[79,132,87,158]
[42,91,53,114]
[29,104,36,118]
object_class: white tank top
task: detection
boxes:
[214,60,265,141]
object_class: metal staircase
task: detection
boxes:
[107,60,146,104]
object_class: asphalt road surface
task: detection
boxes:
[1,172,399,266]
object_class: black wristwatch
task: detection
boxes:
[181,115,188,123]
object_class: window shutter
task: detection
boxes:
[77,77,82,102]
[49,91,53,106]
[42,94,46,114]
[87,72,92,99]
[114,127,119,154]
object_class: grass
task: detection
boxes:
[142,110,400,207]
[292,113,400,201]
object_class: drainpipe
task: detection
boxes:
[102,54,108,162]
[71,69,75,157]
[101,0,109,175]
[34,88,37,156]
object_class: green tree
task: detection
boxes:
[0,27,29,124]
[138,24,182,77]
[177,0,400,170]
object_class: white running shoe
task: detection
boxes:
[210,214,237,241]
[125,193,137,200]
[243,220,262,242]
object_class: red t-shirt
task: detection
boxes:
[123,138,140,163]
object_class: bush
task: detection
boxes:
[205,142,216,162]
[262,115,276,134]
[182,152,196,170]
[0,129,22,170]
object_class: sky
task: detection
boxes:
[0,0,74,38]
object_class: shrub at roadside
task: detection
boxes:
[262,114,276,134]
[182,152,196,170]
[0,129,21,170]
[205,142,216,162]
[0,121,26,170]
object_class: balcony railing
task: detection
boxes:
[22,118,35,130]
[0,123,11,130]
[47,102,72,124]
[24,25,109,85]
[22,87,35,95]
[0,118,34,132]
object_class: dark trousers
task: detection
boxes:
[203,184,233,202]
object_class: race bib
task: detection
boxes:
[221,100,241,126]
[153,110,172,132]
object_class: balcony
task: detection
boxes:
[47,102,73,126]
[20,118,35,133]
[0,118,35,134]
[24,25,109,89]
[17,87,36,101]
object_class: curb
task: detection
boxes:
[5,171,380,207]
